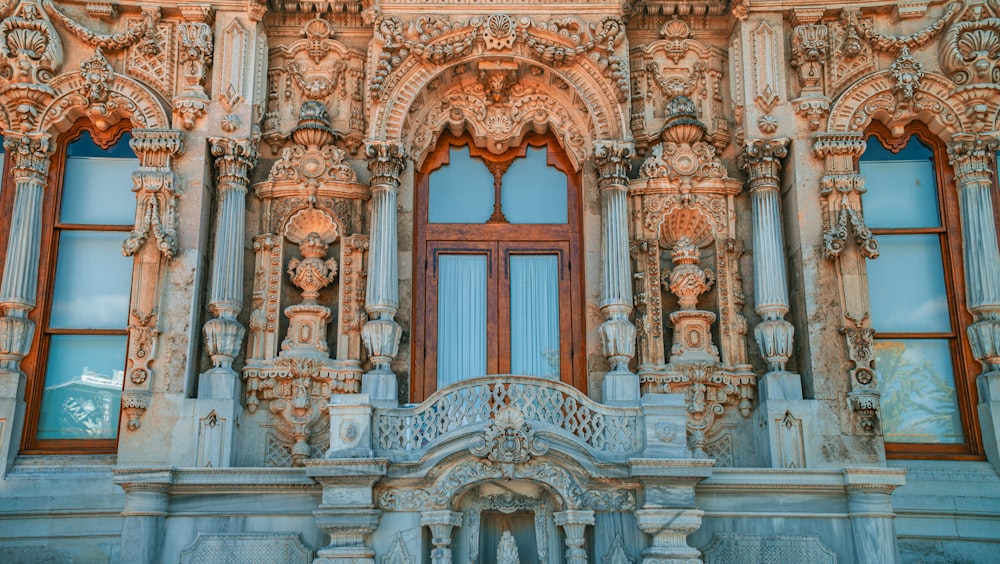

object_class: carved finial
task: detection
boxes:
[661,95,706,144]
[291,101,337,148]
[497,530,521,564]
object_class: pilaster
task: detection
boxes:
[843,468,906,564]
[594,140,639,403]
[553,509,595,564]
[948,133,1000,472]
[361,141,405,406]
[0,132,51,478]
[114,468,173,564]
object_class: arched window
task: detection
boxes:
[18,123,138,453]
[861,123,980,457]
[412,134,584,400]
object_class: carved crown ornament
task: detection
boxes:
[469,405,549,479]
[264,17,366,153]
[630,18,730,151]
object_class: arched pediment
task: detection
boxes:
[826,70,967,141]
[37,52,170,135]
[366,14,630,167]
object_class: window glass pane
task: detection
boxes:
[437,254,487,387]
[509,255,560,379]
[60,155,138,225]
[428,147,494,223]
[37,334,125,440]
[50,231,133,329]
[860,136,939,229]
[866,234,951,333]
[502,147,568,224]
[0,135,5,198]
[876,339,963,443]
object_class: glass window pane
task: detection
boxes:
[428,147,494,223]
[509,255,560,379]
[876,339,963,444]
[866,234,951,333]
[437,254,487,387]
[60,156,138,225]
[50,231,133,329]
[0,135,5,199]
[860,136,939,229]
[37,334,125,440]
[502,147,568,224]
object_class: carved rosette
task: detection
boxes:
[813,133,876,260]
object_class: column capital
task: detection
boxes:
[209,137,258,187]
[739,138,790,189]
[3,132,52,183]
[812,132,866,161]
[130,128,184,168]
[593,140,634,190]
[948,133,1000,184]
[365,141,406,188]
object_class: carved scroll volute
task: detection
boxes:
[939,1,1000,129]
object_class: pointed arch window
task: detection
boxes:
[412,134,584,400]
[861,123,981,457]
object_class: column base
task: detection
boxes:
[198,367,240,399]
[362,371,398,408]
[758,370,803,400]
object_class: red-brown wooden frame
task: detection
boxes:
[865,121,984,460]
[411,132,585,401]
[18,120,134,455]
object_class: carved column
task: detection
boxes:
[948,134,1000,471]
[594,141,639,403]
[201,138,258,396]
[554,509,594,564]
[361,141,405,406]
[0,133,51,477]
[739,138,801,398]
[421,509,462,564]
[814,133,880,432]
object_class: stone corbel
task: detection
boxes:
[790,23,831,131]
[813,133,876,261]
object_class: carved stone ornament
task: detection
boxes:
[174,20,214,130]
[790,24,832,130]
[842,313,880,432]
[496,530,520,564]
[630,19,730,150]
[464,490,549,564]
[469,406,549,478]
[264,17,366,152]
[812,134,877,260]
[940,0,1000,89]
[370,14,628,104]
[123,129,185,260]
[0,1,62,93]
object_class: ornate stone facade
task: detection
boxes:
[0,1,998,564]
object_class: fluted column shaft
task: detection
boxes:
[361,142,405,404]
[595,141,639,402]
[740,139,794,374]
[948,135,1000,374]
[203,138,258,377]
[0,134,52,350]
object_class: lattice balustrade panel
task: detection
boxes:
[375,376,641,455]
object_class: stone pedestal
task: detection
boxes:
[325,394,374,458]
[635,508,704,564]
[305,459,387,564]
[640,393,690,459]
[979,371,1000,473]
[629,459,713,564]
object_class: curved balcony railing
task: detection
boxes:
[373,375,642,459]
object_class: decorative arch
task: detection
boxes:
[37,67,170,136]
[826,70,968,141]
